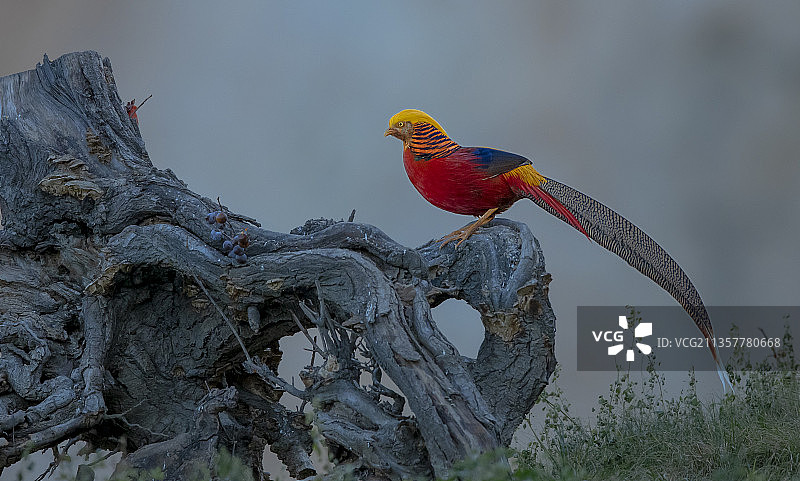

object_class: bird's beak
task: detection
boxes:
[384,127,399,138]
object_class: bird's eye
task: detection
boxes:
[397,121,404,127]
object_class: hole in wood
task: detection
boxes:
[277,329,317,412]
[432,298,483,358]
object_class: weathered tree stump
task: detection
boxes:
[0,51,556,480]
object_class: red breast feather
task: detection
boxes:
[403,148,518,216]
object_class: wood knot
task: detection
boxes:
[481,311,522,342]
[86,129,112,162]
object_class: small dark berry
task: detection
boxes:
[235,253,247,264]
[210,230,223,241]
[215,212,227,224]
[206,212,217,224]
[222,240,233,252]
[232,244,244,256]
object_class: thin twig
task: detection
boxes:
[541,396,579,428]
[299,335,318,413]
[315,280,328,323]
[191,273,252,364]
[32,446,59,481]
[33,437,81,481]
[291,311,326,355]
[136,94,152,109]
[244,361,310,401]
[310,336,318,367]
[119,398,146,417]
[105,400,170,439]
[301,291,338,355]
[759,327,780,362]
[87,449,118,467]
[371,381,406,414]
[105,412,171,439]
[299,301,331,353]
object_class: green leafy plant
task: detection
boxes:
[515,322,800,481]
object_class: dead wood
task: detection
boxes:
[0,51,555,480]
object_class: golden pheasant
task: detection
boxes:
[385,109,732,391]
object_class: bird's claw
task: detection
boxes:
[438,227,475,249]
[438,233,463,249]
[437,208,498,249]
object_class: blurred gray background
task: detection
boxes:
[2,1,799,479]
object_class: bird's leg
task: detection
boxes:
[439,208,499,248]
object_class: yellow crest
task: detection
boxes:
[388,109,449,137]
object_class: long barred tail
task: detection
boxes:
[521,176,733,392]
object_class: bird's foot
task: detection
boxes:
[438,208,499,249]
[438,225,478,248]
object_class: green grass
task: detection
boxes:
[514,371,800,480]
[507,323,800,481]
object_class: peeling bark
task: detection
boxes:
[0,51,556,480]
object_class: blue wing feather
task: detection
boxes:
[465,147,531,177]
